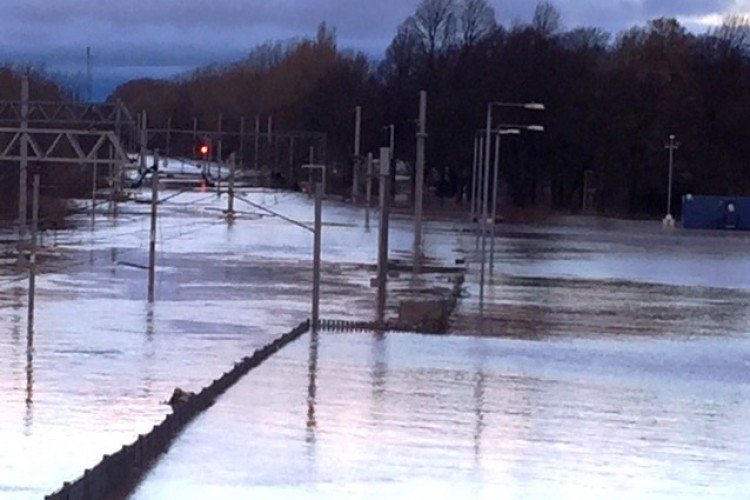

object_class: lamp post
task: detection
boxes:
[663,134,679,228]
[479,102,545,317]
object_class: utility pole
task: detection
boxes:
[471,135,479,223]
[227,152,236,217]
[267,116,273,169]
[414,90,427,266]
[490,133,500,274]
[475,136,484,250]
[308,146,314,197]
[289,136,295,185]
[376,147,391,324]
[216,114,223,196]
[312,179,322,327]
[254,115,260,170]
[389,124,395,200]
[365,152,373,229]
[140,111,148,173]
[27,173,40,329]
[148,150,160,303]
[303,163,325,327]
[239,116,246,167]
[19,74,29,241]
[663,134,679,228]
[91,147,97,226]
[192,117,198,161]
[353,106,361,204]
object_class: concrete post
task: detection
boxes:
[376,147,391,324]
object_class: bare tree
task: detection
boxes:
[709,14,750,53]
[458,0,496,48]
[404,0,458,58]
[532,1,562,36]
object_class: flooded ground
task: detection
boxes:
[131,330,750,499]
[0,189,458,498]
[2,189,750,498]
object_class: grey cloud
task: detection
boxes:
[0,0,741,99]
[642,0,733,17]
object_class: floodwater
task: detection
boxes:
[2,188,750,498]
[131,330,750,500]
[0,188,457,499]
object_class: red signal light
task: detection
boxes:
[198,143,210,157]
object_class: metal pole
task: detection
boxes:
[239,116,246,167]
[365,152,373,229]
[480,105,493,315]
[312,180,322,327]
[254,115,260,170]
[376,147,391,324]
[389,125,395,200]
[308,146,314,197]
[414,90,427,264]
[227,152,236,216]
[91,150,97,225]
[166,117,172,157]
[108,142,115,214]
[490,132,500,275]
[471,135,479,222]
[667,134,675,217]
[267,116,273,169]
[192,117,198,160]
[140,111,148,172]
[289,136,295,185]
[147,150,159,303]
[216,114,223,195]
[475,136,484,250]
[19,74,29,240]
[27,173,39,327]
[113,102,123,205]
[353,106,361,204]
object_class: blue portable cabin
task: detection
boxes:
[681,195,749,230]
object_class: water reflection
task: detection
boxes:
[472,370,485,464]
[24,319,34,435]
[306,329,319,447]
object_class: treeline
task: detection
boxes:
[106,2,749,215]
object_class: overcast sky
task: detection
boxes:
[1,0,747,99]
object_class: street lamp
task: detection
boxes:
[480,102,545,317]
[663,134,679,228]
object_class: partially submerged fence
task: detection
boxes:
[45,320,310,500]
